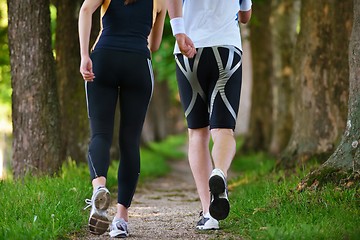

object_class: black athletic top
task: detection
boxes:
[93,0,153,58]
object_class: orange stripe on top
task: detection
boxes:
[152,0,157,26]
[101,0,111,17]
[91,0,112,51]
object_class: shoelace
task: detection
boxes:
[83,186,108,211]
[83,198,92,210]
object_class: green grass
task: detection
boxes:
[0,134,185,239]
[224,152,360,240]
[146,134,187,160]
[0,168,89,240]
[2,134,359,239]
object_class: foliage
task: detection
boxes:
[0,0,11,127]
[146,133,187,160]
[151,16,179,99]
[223,153,360,239]
[50,4,56,50]
[0,134,185,239]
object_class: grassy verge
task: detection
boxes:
[3,134,358,239]
[224,152,360,240]
[0,134,185,239]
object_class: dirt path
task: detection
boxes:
[82,159,235,240]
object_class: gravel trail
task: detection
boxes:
[79,159,238,240]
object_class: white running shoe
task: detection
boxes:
[196,211,219,230]
[209,168,230,220]
[84,186,111,235]
[109,218,129,238]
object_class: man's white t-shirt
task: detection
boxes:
[174,0,252,54]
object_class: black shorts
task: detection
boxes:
[175,46,242,130]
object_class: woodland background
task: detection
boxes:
[0,0,359,186]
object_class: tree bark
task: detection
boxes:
[279,0,353,168]
[243,0,274,152]
[269,0,300,155]
[299,0,359,189]
[8,0,62,178]
[55,0,100,163]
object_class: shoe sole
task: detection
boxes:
[94,190,111,210]
[196,226,219,230]
[209,175,230,220]
[209,175,226,194]
[89,212,110,235]
[89,189,111,235]
[196,223,219,230]
[209,196,230,220]
[109,229,129,238]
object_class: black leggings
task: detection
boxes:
[85,49,154,208]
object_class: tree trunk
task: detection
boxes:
[55,0,99,163]
[269,0,300,155]
[243,0,274,152]
[8,0,62,178]
[299,0,359,189]
[279,0,353,168]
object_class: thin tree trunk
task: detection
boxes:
[8,0,62,178]
[55,0,99,163]
[279,0,353,168]
[299,0,359,189]
[269,0,300,155]
[243,0,273,152]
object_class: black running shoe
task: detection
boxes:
[209,168,230,220]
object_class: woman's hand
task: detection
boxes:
[80,55,95,81]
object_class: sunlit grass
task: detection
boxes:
[146,134,187,161]
[0,134,185,239]
[224,153,360,239]
[0,170,89,240]
[2,134,358,239]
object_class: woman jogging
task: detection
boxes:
[166,0,252,230]
[78,0,166,237]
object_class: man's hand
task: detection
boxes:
[175,33,197,58]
